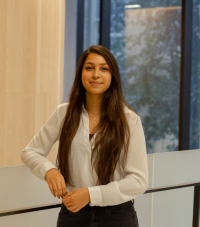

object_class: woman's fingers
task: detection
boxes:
[52,182,59,198]
[60,179,67,197]
[49,183,56,197]
[56,181,63,198]
[48,181,64,198]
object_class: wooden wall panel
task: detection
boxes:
[0,0,65,167]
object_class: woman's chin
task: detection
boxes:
[86,90,105,96]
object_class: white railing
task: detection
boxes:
[0,149,200,227]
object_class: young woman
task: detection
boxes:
[21,45,148,227]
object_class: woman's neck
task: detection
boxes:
[85,92,102,115]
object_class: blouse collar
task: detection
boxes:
[81,102,131,115]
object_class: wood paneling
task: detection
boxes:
[0,0,65,167]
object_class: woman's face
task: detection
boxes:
[82,53,112,96]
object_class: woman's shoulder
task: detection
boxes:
[123,104,140,126]
[56,102,69,119]
[57,102,69,110]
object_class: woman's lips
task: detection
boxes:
[90,82,102,85]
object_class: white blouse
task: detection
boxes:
[21,103,148,207]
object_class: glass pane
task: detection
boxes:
[110,1,182,153]
[190,0,200,149]
[83,0,100,51]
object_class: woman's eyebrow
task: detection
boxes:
[84,62,108,65]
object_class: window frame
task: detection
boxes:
[75,0,194,151]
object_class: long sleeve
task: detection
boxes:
[21,104,64,181]
[88,116,148,206]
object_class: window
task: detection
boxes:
[110,1,182,153]
[83,0,100,50]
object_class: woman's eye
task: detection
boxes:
[86,67,92,70]
[102,67,109,71]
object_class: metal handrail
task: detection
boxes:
[145,182,200,194]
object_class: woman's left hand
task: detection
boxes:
[62,188,91,213]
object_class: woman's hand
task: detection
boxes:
[62,188,91,213]
[45,168,67,199]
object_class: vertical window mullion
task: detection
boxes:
[99,0,111,49]
[179,0,193,150]
[76,0,85,66]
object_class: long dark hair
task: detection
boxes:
[56,45,136,187]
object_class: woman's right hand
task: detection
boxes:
[45,168,67,199]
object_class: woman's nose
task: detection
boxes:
[92,69,100,78]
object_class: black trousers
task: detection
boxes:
[57,200,139,227]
